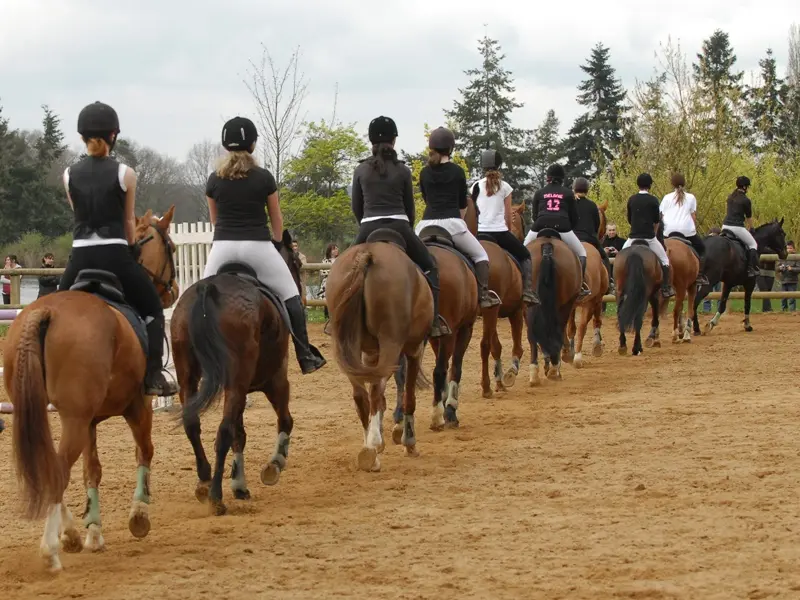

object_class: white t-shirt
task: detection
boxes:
[474,178,514,232]
[660,190,697,236]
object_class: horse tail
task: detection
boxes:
[11,307,65,519]
[532,243,562,359]
[331,249,399,383]
[184,279,231,421]
[618,252,648,333]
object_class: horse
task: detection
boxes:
[325,230,433,472]
[5,207,177,572]
[614,242,666,356]
[464,197,525,398]
[693,219,787,334]
[169,229,303,516]
[392,226,478,431]
[664,234,700,343]
[567,200,610,368]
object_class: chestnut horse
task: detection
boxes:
[169,229,303,516]
[464,197,524,398]
[664,234,700,343]
[326,232,433,472]
[614,243,665,356]
[5,207,177,572]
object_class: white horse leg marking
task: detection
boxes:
[231,452,248,493]
[40,503,63,571]
[59,504,82,554]
[365,412,383,451]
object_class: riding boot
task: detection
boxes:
[144,315,179,397]
[661,265,676,298]
[475,261,501,308]
[696,254,710,286]
[425,267,452,338]
[578,256,591,297]
[747,249,761,278]
[520,257,539,305]
[286,296,327,374]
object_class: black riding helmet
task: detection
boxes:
[546,163,566,183]
[428,126,455,152]
[77,101,120,149]
[368,116,398,143]
[222,116,258,153]
[481,149,503,170]
[573,177,590,194]
[736,175,751,189]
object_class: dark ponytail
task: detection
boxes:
[369,142,398,176]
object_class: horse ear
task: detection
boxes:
[139,209,153,227]
[158,205,176,230]
[780,217,785,227]
[599,199,609,212]
[512,203,524,213]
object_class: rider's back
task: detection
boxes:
[207,166,275,241]
[531,182,577,232]
[574,196,600,242]
[68,156,127,243]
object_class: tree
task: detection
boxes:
[527,109,563,188]
[183,140,224,220]
[445,36,530,191]
[245,45,308,187]
[745,49,789,153]
[786,24,800,149]
[564,43,628,179]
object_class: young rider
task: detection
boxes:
[572,177,615,295]
[659,172,710,285]
[722,175,760,277]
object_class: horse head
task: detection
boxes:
[755,218,788,259]
[510,202,526,241]
[136,205,178,308]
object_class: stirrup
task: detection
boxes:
[579,283,591,296]
[430,315,452,338]
[662,285,676,298]
[523,289,540,305]
[480,290,502,308]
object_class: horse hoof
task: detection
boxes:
[547,370,561,381]
[592,344,603,358]
[652,340,661,348]
[260,463,281,486]
[377,439,386,454]
[232,488,251,500]
[209,501,227,517]
[195,481,211,503]
[704,323,714,334]
[392,424,403,445]
[574,357,583,369]
[430,422,445,432]
[618,347,627,356]
[357,447,380,472]
[501,369,517,388]
[482,389,493,399]
[682,336,692,344]
[128,503,151,538]
[645,337,654,348]
[405,445,420,458]
[61,529,83,554]
[84,524,105,553]
[744,325,754,333]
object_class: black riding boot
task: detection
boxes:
[286,296,326,374]
[520,257,539,305]
[747,249,761,278]
[144,315,179,397]
[425,267,452,338]
[578,256,591,297]
[696,255,710,285]
[661,265,676,298]
[602,256,616,295]
[475,261,501,309]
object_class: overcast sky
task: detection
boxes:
[1,0,795,161]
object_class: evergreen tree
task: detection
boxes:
[564,43,628,179]
[786,24,800,149]
[34,105,67,168]
[527,109,563,188]
[746,49,789,153]
[445,36,530,191]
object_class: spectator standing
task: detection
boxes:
[1,255,22,304]
[319,243,339,319]
[778,241,799,312]
[38,253,60,298]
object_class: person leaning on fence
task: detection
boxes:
[37,252,60,298]
[778,240,799,312]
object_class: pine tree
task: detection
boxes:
[34,105,67,168]
[786,24,800,150]
[445,36,530,191]
[745,49,789,153]
[527,110,563,188]
[564,43,628,179]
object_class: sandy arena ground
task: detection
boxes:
[1,312,800,599]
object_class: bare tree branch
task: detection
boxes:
[183,139,224,220]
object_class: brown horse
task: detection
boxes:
[665,235,700,343]
[464,197,524,398]
[567,200,610,368]
[614,243,666,355]
[169,229,302,516]
[326,232,432,472]
[5,207,177,572]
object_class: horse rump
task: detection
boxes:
[617,251,649,333]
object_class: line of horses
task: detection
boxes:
[1,200,788,572]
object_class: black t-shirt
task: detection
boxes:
[531,183,579,232]
[574,197,601,242]
[627,192,660,239]
[206,166,277,241]
[723,190,752,227]
[419,162,467,220]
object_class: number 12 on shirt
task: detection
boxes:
[546,198,561,211]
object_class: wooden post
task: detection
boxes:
[10,274,21,305]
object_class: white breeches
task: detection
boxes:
[622,237,670,266]
[523,229,587,257]
[204,240,300,301]
[416,218,489,263]
[722,225,758,250]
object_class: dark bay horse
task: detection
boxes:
[693,219,787,334]
[615,243,665,356]
[464,197,524,398]
[5,207,177,571]
[665,234,700,343]
[325,233,432,472]
[170,229,302,516]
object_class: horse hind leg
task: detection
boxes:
[444,324,474,428]
[79,419,104,552]
[645,296,661,348]
[502,308,524,388]
[123,400,155,535]
[430,337,452,432]
[574,305,592,368]
[261,370,293,486]
[358,372,387,472]
[229,410,250,499]
[401,353,422,458]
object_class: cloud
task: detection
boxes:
[1,0,795,161]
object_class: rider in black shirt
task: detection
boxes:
[572,177,615,294]
[722,176,759,277]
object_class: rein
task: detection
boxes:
[137,225,177,304]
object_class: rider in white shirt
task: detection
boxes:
[659,172,710,285]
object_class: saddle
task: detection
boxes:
[532,228,561,258]
[418,226,477,279]
[477,233,522,273]
[216,262,293,336]
[69,269,148,355]
[719,229,750,253]
[667,232,699,259]
[366,228,406,250]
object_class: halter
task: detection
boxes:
[136,224,177,305]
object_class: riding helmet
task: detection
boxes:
[368,116,398,143]
[546,163,566,182]
[77,101,120,143]
[573,177,590,194]
[428,126,455,151]
[636,173,654,189]
[480,149,503,170]
[222,117,258,152]
[736,175,751,189]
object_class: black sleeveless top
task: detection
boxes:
[67,156,127,240]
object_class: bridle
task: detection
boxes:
[137,224,178,305]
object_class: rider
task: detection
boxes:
[472,149,538,305]
[59,101,178,396]
[660,172,710,285]
[572,177,616,295]
[415,127,501,309]
[203,116,326,374]
[351,116,451,338]
[523,164,591,297]
[622,173,675,298]
[722,175,760,277]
